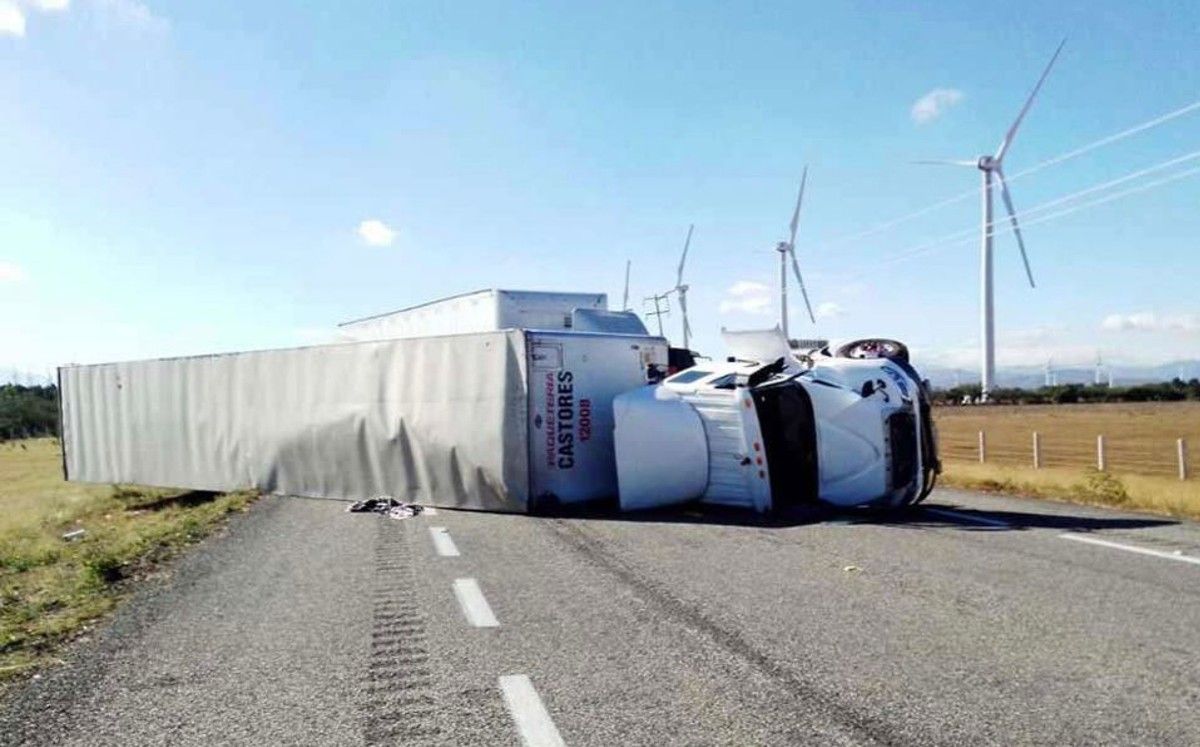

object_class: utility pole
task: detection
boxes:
[643,293,670,338]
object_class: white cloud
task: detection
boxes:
[92,0,167,34]
[0,1,27,36]
[356,219,396,247]
[1102,311,1200,335]
[3,1,163,40]
[0,261,27,283]
[719,280,772,315]
[28,0,70,11]
[815,301,843,320]
[1,0,71,39]
[911,88,964,124]
[727,280,769,297]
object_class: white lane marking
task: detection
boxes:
[1058,533,1200,566]
[499,674,566,747]
[423,506,439,516]
[429,527,460,557]
[453,578,499,627]
[924,507,1011,528]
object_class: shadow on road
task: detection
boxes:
[538,499,1177,533]
[538,499,833,529]
[878,505,1176,533]
[123,489,219,512]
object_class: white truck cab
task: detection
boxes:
[614,330,939,512]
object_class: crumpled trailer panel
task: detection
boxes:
[59,329,667,512]
[60,331,532,511]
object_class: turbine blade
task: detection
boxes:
[676,224,694,286]
[787,246,816,324]
[995,38,1066,162]
[622,259,631,310]
[913,159,978,167]
[995,168,1036,288]
[788,166,807,248]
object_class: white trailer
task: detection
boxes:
[337,289,608,342]
[59,329,667,513]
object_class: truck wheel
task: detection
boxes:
[835,338,910,363]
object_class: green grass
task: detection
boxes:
[939,460,1200,520]
[0,438,255,686]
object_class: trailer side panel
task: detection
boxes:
[59,331,530,511]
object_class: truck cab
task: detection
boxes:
[613,335,939,512]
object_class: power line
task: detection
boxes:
[865,148,1200,268]
[822,98,1200,249]
[838,153,1200,278]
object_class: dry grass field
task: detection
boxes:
[0,439,254,686]
[934,402,1200,518]
[935,401,1200,476]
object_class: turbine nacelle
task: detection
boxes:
[977,155,998,171]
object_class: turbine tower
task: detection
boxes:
[670,225,695,350]
[775,167,816,343]
[920,40,1065,401]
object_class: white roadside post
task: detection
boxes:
[978,430,987,463]
[1032,431,1041,469]
[1179,438,1189,481]
[1097,434,1107,472]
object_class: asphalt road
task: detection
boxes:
[3,488,1199,746]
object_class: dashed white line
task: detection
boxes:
[499,674,565,747]
[1058,533,1200,566]
[923,507,1011,528]
[429,526,460,557]
[423,506,439,516]
[453,578,499,627]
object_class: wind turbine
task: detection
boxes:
[919,39,1065,401]
[670,224,695,349]
[775,167,816,343]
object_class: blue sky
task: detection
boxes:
[2,0,1199,379]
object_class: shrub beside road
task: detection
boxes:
[0,439,254,688]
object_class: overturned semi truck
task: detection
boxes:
[58,290,938,513]
[614,329,939,512]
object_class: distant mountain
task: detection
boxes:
[918,359,1200,390]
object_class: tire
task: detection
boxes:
[835,338,910,363]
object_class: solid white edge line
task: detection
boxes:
[429,526,460,557]
[499,674,566,747]
[1058,533,1200,566]
[423,506,439,516]
[453,578,499,627]
[924,507,1011,528]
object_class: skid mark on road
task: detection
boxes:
[361,520,442,744]
[545,520,904,746]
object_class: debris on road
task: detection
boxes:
[346,497,421,520]
[842,564,862,573]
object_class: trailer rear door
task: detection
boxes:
[526,331,666,507]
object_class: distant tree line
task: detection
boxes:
[0,384,60,441]
[932,378,1200,406]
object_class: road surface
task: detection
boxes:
[3,488,1199,745]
